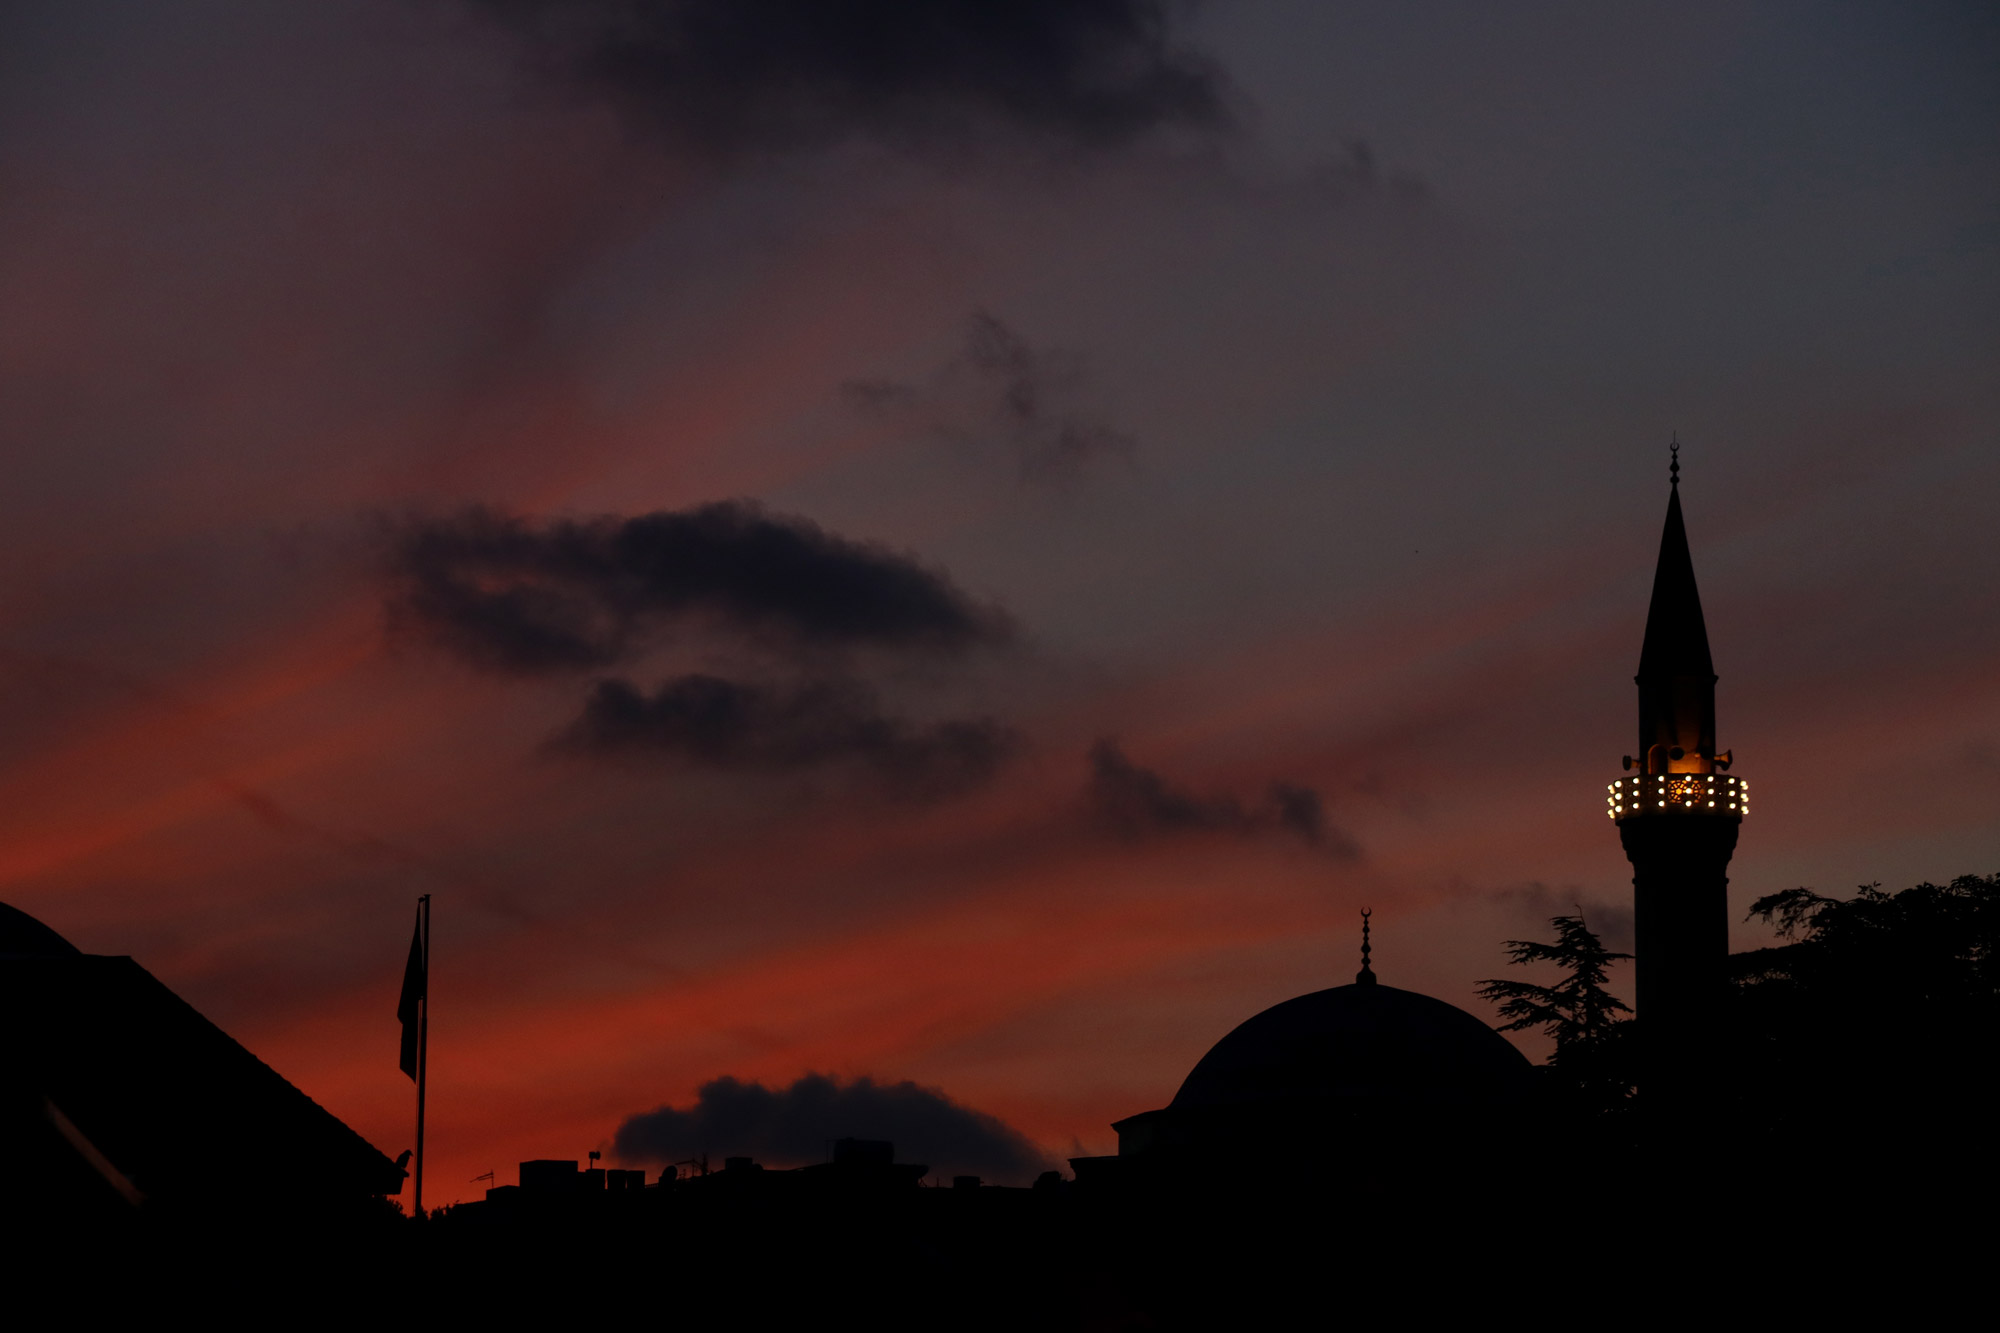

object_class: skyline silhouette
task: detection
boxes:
[0,0,1994,1205]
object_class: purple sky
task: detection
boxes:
[1,1,1994,1192]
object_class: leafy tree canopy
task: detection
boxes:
[1727,873,1999,1130]
[1735,873,1998,1007]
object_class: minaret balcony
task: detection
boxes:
[1605,772,1747,822]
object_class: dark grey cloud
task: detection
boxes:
[469,0,1229,161]
[390,502,1008,676]
[613,1072,1046,1180]
[559,673,1016,796]
[389,504,1020,799]
[845,310,1136,484]
[1267,782,1331,845]
[1088,739,1358,855]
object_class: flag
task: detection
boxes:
[397,907,425,1080]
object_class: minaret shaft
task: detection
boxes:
[1609,458,1743,1094]
[1622,818,1736,1052]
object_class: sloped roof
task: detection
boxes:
[1,945,405,1202]
[0,901,82,958]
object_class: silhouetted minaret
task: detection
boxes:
[1606,444,1747,1091]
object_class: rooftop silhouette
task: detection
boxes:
[2,901,405,1230]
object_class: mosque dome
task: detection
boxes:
[1169,979,1536,1115]
[1096,919,1545,1170]
[0,902,82,958]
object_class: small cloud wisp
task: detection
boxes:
[1088,739,1359,856]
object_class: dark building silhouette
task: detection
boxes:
[463,1137,935,1222]
[0,901,405,1226]
[1069,455,1755,1179]
[1607,451,1746,1088]
[1076,918,1537,1183]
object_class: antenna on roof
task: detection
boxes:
[1357,908,1377,986]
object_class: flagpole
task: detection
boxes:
[415,892,430,1219]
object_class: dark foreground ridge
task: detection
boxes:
[10,882,1993,1326]
[13,1115,1988,1328]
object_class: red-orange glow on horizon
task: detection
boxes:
[246,838,1349,1192]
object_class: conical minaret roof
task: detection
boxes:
[1629,445,1721,770]
[1636,479,1714,682]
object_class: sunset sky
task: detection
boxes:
[3,0,1995,1194]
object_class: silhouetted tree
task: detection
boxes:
[1727,873,1999,1140]
[1478,914,1634,1110]
[1737,873,1998,999]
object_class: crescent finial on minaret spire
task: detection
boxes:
[1357,908,1376,986]
[1670,432,1680,488]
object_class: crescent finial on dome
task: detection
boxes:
[1357,908,1376,986]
